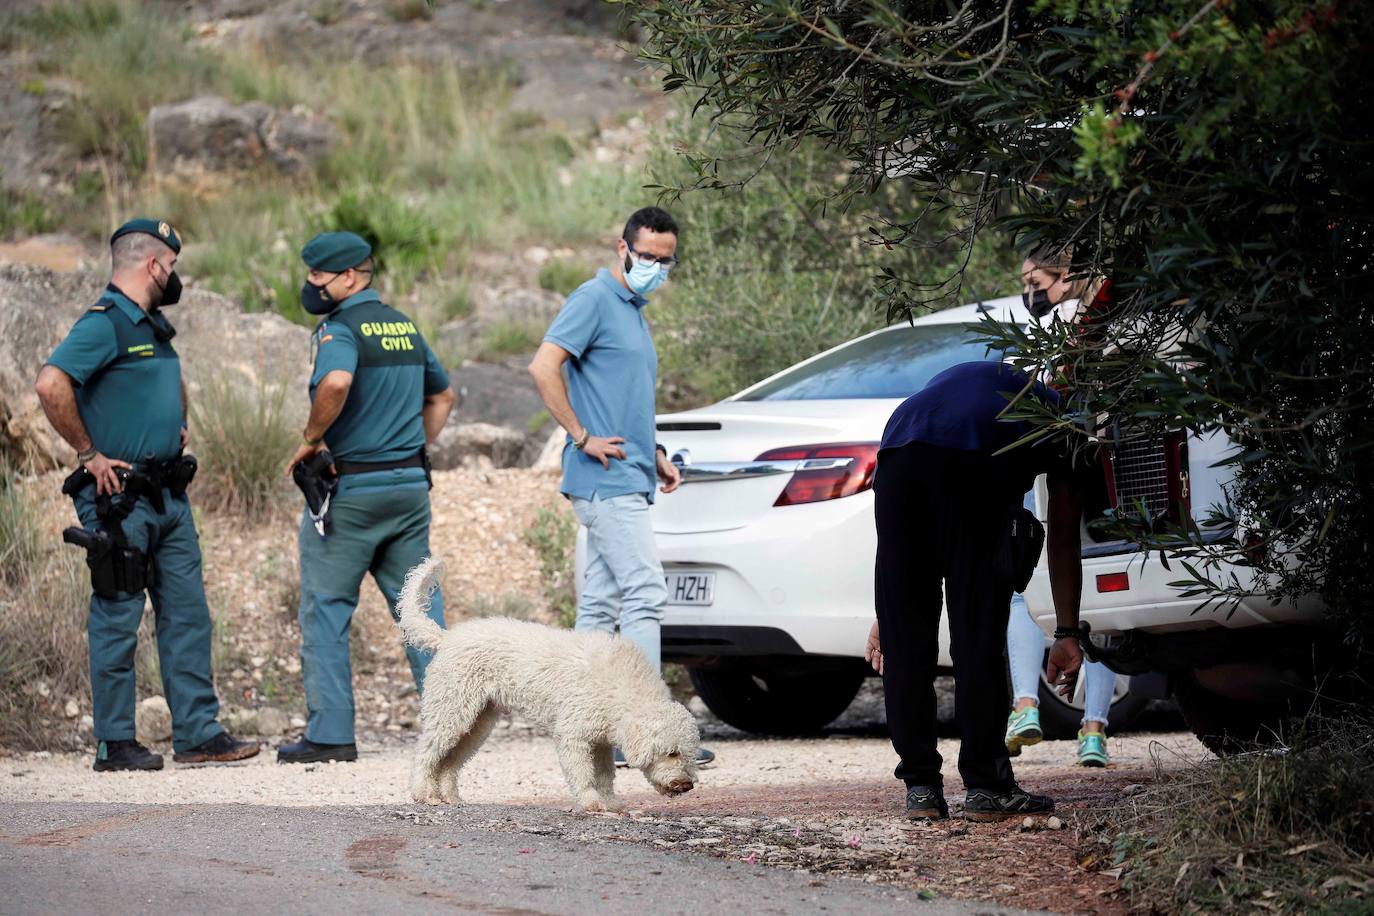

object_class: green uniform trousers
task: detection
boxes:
[71,485,224,753]
[297,469,446,744]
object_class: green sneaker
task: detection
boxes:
[1005,706,1043,756]
[1077,730,1110,767]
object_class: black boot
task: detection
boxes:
[277,737,358,764]
[963,785,1054,822]
[93,739,163,772]
[905,785,949,820]
[172,731,261,765]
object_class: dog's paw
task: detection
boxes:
[412,781,447,806]
[576,792,617,813]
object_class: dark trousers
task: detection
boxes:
[874,440,1017,792]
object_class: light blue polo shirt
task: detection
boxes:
[544,268,659,503]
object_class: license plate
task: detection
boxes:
[665,571,715,606]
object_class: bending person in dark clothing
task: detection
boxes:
[864,360,1091,821]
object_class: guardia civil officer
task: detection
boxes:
[862,360,1093,821]
[278,231,457,764]
[35,218,260,771]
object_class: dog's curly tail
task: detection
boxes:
[397,556,447,652]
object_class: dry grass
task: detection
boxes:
[1099,712,1374,913]
[188,374,298,523]
[0,466,92,748]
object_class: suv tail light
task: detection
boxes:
[755,443,880,507]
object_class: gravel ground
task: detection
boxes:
[1,728,1206,913]
[0,727,1204,807]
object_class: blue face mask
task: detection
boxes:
[625,255,668,296]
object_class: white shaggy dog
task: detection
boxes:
[396,556,699,811]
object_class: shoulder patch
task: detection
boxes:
[89,304,110,312]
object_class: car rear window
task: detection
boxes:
[738,324,998,401]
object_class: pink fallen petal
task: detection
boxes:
[518,848,534,854]
[743,853,757,865]
[793,827,802,839]
[847,835,861,849]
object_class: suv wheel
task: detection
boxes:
[689,661,866,736]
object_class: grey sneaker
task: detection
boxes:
[905,785,949,820]
[964,785,1054,822]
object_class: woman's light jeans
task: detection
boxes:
[571,492,667,672]
[1005,489,1113,727]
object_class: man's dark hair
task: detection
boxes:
[622,206,679,243]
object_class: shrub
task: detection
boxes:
[188,374,298,522]
[522,505,578,628]
[384,0,434,21]
[648,107,1015,407]
[0,185,56,240]
[537,257,597,297]
[475,318,546,361]
[1103,712,1374,913]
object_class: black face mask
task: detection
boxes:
[152,262,182,308]
[1022,288,1053,318]
[301,275,338,316]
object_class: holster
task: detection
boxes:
[293,449,339,537]
[61,465,155,598]
[163,454,198,498]
[63,527,153,598]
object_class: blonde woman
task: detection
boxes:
[1004,249,1113,767]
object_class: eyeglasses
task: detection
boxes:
[626,240,679,270]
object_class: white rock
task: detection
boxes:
[255,707,291,736]
[136,695,173,743]
[1047,816,1065,830]
[63,698,79,718]
[289,716,306,728]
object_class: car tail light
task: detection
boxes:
[1096,572,1130,593]
[755,443,880,507]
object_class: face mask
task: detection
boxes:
[1022,288,1053,318]
[624,255,667,296]
[301,276,337,315]
[151,262,182,307]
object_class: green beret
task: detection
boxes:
[110,218,182,254]
[301,231,372,272]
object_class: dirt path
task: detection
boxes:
[2,729,1205,913]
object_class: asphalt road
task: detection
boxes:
[0,802,1025,915]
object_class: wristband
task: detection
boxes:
[1053,625,1087,640]
[304,435,324,447]
[77,447,98,465]
[573,429,591,450]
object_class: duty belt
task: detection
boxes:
[334,449,432,490]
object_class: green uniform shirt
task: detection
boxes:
[46,284,183,464]
[311,289,450,463]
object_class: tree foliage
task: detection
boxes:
[633,0,1374,636]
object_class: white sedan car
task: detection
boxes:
[576,294,1324,749]
[577,294,1141,735]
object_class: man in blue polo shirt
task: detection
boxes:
[35,218,259,771]
[528,206,713,768]
[863,360,1092,821]
[278,231,457,764]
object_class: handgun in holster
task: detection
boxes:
[293,449,339,538]
[60,466,154,598]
